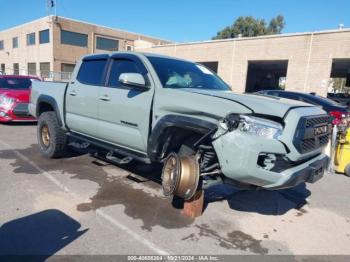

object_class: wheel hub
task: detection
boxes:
[41,125,50,147]
[162,153,199,200]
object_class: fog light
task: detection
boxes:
[257,153,277,171]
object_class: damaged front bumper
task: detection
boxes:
[212,129,329,189]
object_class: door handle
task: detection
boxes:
[69,90,77,96]
[99,95,111,101]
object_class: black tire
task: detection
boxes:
[345,164,350,177]
[37,111,68,158]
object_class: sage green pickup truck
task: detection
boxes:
[29,52,330,200]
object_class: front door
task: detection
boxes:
[98,55,154,153]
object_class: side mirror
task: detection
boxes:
[118,73,148,89]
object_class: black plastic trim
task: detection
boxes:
[148,115,217,161]
[267,154,329,190]
[68,132,151,164]
[36,95,63,126]
[82,54,110,61]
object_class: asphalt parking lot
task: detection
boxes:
[0,123,350,257]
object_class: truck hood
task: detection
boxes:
[0,89,30,103]
[182,89,314,118]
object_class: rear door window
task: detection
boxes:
[77,59,108,86]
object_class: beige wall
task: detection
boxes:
[0,17,54,76]
[52,16,170,72]
[0,16,170,78]
[137,30,350,96]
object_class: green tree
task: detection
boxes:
[213,15,285,40]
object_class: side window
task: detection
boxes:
[107,59,142,87]
[77,59,107,86]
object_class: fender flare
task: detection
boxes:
[36,95,63,127]
[148,115,217,161]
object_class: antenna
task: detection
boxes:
[46,0,56,16]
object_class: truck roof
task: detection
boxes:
[81,51,193,64]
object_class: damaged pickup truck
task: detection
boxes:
[29,52,330,201]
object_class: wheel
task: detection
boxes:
[345,164,350,177]
[37,111,68,158]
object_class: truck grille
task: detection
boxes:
[13,103,31,117]
[305,116,331,128]
[293,115,331,154]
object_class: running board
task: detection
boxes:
[69,141,90,149]
[67,132,151,164]
[106,151,133,165]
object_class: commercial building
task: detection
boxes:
[137,29,350,96]
[0,16,169,80]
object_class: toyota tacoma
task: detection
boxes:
[29,52,330,201]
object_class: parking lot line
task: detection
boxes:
[0,139,170,255]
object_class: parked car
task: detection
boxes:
[29,52,330,203]
[0,75,40,122]
[256,90,349,124]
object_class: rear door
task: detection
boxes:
[65,56,108,138]
[98,54,154,153]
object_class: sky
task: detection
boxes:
[1,0,349,42]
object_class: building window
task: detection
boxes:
[13,63,19,75]
[0,40,4,50]
[40,62,50,78]
[12,37,18,48]
[96,36,119,51]
[39,29,50,44]
[61,63,75,80]
[27,63,36,76]
[61,30,88,47]
[126,45,133,51]
[27,33,36,46]
[0,64,5,74]
[61,63,75,73]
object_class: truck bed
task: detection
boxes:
[29,81,68,125]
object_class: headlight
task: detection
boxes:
[0,95,15,111]
[240,115,283,139]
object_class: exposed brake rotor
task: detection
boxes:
[162,152,200,200]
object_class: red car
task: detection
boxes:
[0,75,40,122]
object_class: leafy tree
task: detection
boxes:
[213,15,285,39]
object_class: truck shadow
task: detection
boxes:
[0,143,310,221]
[102,158,311,216]
[0,209,88,260]
[204,183,311,215]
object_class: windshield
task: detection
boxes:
[147,56,230,91]
[0,77,35,90]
